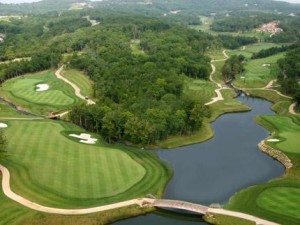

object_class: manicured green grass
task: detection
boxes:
[1,119,171,208]
[205,213,255,225]
[62,69,94,98]
[209,89,251,121]
[184,78,216,103]
[246,89,292,115]
[257,187,300,219]
[0,100,33,118]
[157,122,214,149]
[208,49,226,61]
[0,71,82,115]
[227,43,282,59]
[259,115,300,154]
[226,114,300,225]
[233,53,285,88]
[0,187,38,225]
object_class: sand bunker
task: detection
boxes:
[267,139,280,142]
[262,64,270,67]
[36,84,49,92]
[69,133,97,144]
[0,123,8,128]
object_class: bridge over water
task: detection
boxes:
[152,199,208,214]
[147,199,280,225]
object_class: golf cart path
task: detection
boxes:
[0,164,280,224]
[55,66,95,105]
[242,79,297,115]
[0,163,153,215]
[206,50,230,106]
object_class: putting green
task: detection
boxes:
[257,187,300,219]
[259,116,300,154]
[277,132,300,154]
[0,71,82,114]
[0,119,171,208]
[10,79,73,106]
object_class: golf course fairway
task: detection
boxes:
[0,119,171,208]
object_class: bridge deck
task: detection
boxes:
[153,199,208,214]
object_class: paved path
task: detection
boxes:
[0,165,281,224]
[153,199,208,214]
[205,50,230,106]
[55,66,96,105]
[238,79,297,114]
[289,103,297,115]
[0,163,154,215]
[208,208,280,225]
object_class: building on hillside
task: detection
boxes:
[256,21,283,34]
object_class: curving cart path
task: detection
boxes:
[55,66,96,105]
[0,164,281,224]
[205,50,230,106]
[0,163,154,215]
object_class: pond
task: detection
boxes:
[115,96,284,225]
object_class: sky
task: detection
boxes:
[0,0,300,3]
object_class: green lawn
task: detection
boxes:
[0,71,82,115]
[0,100,34,118]
[0,187,38,225]
[227,43,283,59]
[184,78,216,103]
[257,187,300,219]
[246,89,292,115]
[1,119,171,208]
[233,53,285,88]
[205,213,255,225]
[226,114,300,225]
[62,69,94,98]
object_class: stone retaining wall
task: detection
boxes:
[258,140,293,169]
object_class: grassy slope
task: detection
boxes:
[205,213,255,225]
[233,53,285,88]
[225,115,300,225]
[0,71,82,115]
[227,43,282,59]
[1,119,171,208]
[62,69,94,98]
[184,77,216,103]
[246,89,292,115]
[0,187,38,225]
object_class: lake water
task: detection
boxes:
[115,96,284,225]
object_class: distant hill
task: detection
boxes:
[0,0,300,16]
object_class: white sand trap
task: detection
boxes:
[0,123,8,128]
[69,133,97,144]
[267,139,280,142]
[262,64,270,67]
[36,84,49,92]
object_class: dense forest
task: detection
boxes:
[67,21,215,145]
[0,1,299,144]
[277,47,300,106]
[1,10,217,145]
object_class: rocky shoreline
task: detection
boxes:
[258,140,293,169]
